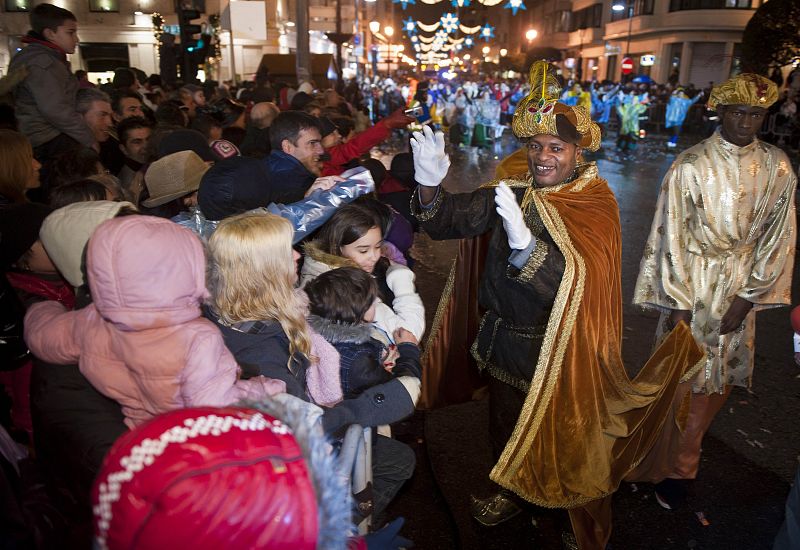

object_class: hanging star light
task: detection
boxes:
[440,12,459,33]
[503,0,526,14]
[480,23,495,41]
[464,36,474,48]
[392,0,415,10]
[402,17,417,34]
[451,0,470,6]
[435,28,450,41]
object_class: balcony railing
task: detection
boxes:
[669,0,752,10]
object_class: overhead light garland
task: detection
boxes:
[408,0,513,6]
[403,20,484,35]
[393,0,416,9]
[152,12,164,53]
[402,13,502,57]
[504,0,526,14]
[440,12,459,33]
[206,13,222,66]
[417,20,440,32]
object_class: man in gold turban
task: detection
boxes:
[634,72,796,509]
[411,61,702,548]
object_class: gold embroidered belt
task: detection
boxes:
[686,242,755,259]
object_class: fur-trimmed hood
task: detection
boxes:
[307,314,374,345]
[299,241,359,287]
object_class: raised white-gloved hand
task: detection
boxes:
[494,182,532,250]
[410,124,450,187]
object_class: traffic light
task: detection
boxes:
[176,0,204,82]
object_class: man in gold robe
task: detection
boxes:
[634,73,797,509]
[411,61,703,549]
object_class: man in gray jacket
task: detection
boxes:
[9,3,95,162]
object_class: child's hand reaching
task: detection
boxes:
[394,328,419,346]
[382,345,400,372]
[383,329,419,373]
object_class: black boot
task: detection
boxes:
[470,489,522,527]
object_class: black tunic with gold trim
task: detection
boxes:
[412,177,565,392]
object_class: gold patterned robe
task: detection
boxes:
[634,131,797,394]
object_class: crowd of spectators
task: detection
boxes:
[0,3,430,547]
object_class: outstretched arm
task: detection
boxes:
[24,301,82,364]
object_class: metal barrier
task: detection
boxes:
[768,113,796,146]
[644,103,666,134]
[338,423,373,535]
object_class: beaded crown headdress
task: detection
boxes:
[512,60,602,152]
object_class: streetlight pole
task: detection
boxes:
[295,0,311,85]
[625,0,633,56]
[612,0,633,80]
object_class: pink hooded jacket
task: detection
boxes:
[24,216,286,428]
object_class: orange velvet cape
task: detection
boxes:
[419,148,703,515]
[488,163,703,513]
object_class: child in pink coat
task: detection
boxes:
[24,215,286,428]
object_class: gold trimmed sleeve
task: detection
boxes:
[507,238,549,283]
[410,186,444,222]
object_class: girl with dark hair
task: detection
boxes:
[300,203,425,342]
[353,194,414,265]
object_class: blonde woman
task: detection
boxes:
[206,212,421,440]
[0,130,42,205]
[205,211,342,407]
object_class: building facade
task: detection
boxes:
[524,0,761,85]
[0,0,376,83]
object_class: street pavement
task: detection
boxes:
[381,130,800,549]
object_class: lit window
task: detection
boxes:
[4,0,31,11]
[88,0,119,12]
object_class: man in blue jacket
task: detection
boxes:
[265,111,329,204]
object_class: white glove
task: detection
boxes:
[494,182,532,250]
[410,125,450,187]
